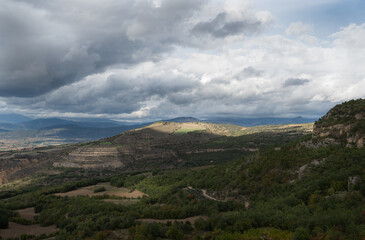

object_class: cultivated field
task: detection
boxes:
[54,182,146,198]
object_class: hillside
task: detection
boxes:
[0,100,363,239]
[313,99,365,148]
[205,116,317,127]
[52,121,311,170]
[0,121,311,185]
[0,115,317,150]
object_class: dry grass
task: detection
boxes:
[0,222,58,239]
[54,182,147,198]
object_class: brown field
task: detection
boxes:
[16,207,38,221]
[103,198,140,205]
[0,222,58,239]
[137,216,208,224]
[54,182,146,198]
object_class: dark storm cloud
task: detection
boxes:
[191,12,264,38]
[283,78,310,87]
[23,72,199,114]
[0,0,204,98]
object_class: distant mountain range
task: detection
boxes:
[0,113,32,124]
[21,118,124,130]
[0,113,318,149]
[0,115,151,148]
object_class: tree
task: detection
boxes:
[0,214,8,229]
[291,227,310,240]
[166,224,184,240]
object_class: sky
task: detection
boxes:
[0,0,365,121]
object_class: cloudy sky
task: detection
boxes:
[1,0,364,121]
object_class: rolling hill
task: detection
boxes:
[0,121,312,185]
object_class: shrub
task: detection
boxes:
[94,187,106,193]
[291,227,310,240]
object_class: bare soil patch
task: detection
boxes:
[16,207,38,221]
[137,216,208,224]
[0,222,58,239]
[54,182,146,198]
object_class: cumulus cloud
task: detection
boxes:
[1,0,365,120]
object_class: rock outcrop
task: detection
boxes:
[312,99,365,148]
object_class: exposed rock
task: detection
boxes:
[297,158,326,180]
[348,176,361,191]
[312,99,365,148]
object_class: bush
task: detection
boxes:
[167,224,184,240]
[291,227,310,240]
[94,187,106,193]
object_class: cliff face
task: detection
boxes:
[312,99,365,148]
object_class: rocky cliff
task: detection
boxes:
[312,99,365,148]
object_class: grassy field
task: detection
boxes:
[174,128,203,134]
